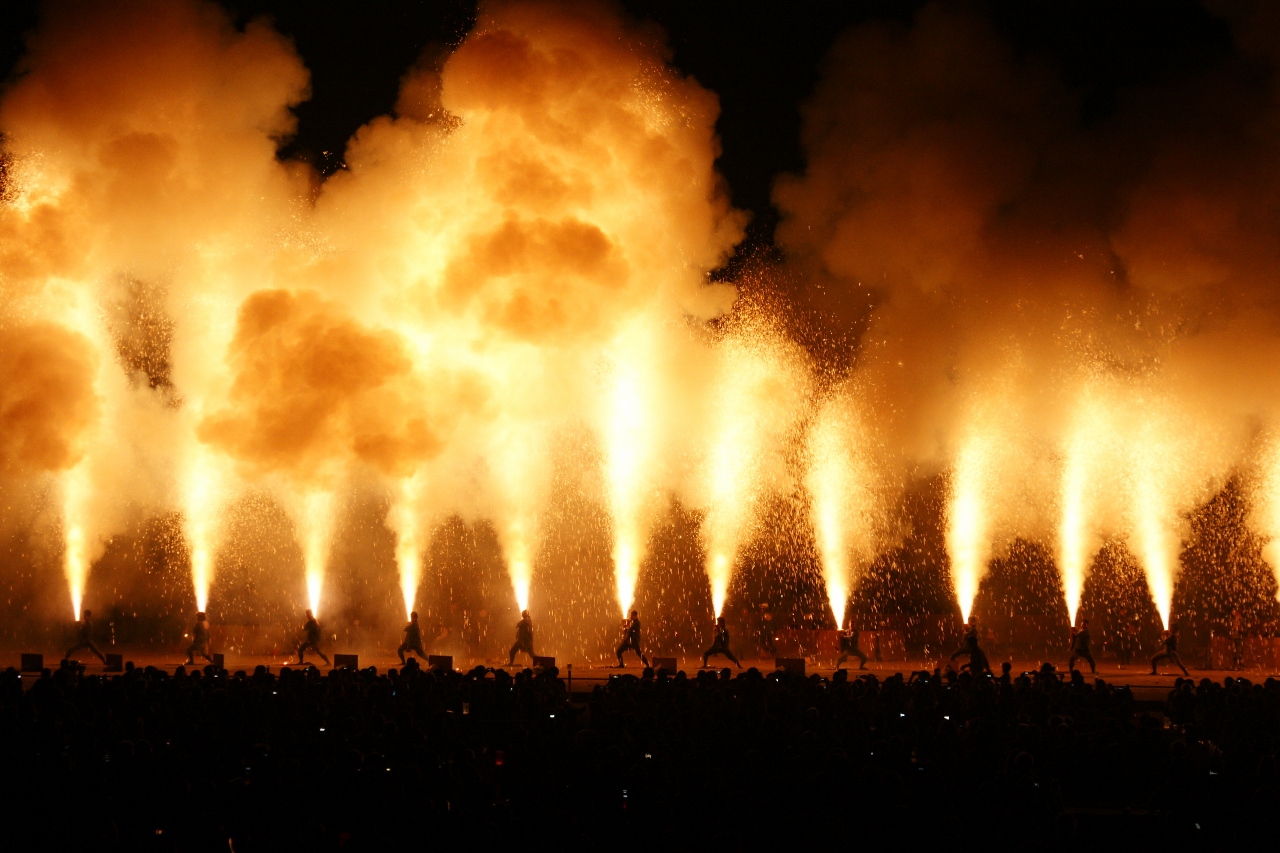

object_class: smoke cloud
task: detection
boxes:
[777,1,1280,622]
[0,322,98,473]
[0,0,767,641]
[3,0,1280,649]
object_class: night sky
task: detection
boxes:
[0,0,1237,256]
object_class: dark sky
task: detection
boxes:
[0,0,1235,248]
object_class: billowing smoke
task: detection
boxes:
[4,0,1280,652]
[198,289,441,480]
[0,0,761,642]
[776,1,1280,627]
[0,323,98,473]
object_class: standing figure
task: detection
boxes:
[837,628,869,670]
[65,609,107,663]
[615,609,649,668]
[398,611,427,664]
[1068,619,1096,674]
[508,610,535,666]
[297,609,331,667]
[1151,622,1189,676]
[950,619,991,676]
[702,616,742,669]
[185,611,214,665]
[950,619,980,664]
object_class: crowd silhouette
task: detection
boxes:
[2,659,1278,849]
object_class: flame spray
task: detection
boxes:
[489,420,548,615]
[700,328,809,617]
[804,393,878,630]
[1058,446,1091,625]
[290,490,336,617]
[62,467,92,619]
[1130,437,1177,630]
[47,277,123,622]
[701,343,770,617]
[946,430,996,624]
[503,518,533,614]
[388,473,428,619]
[180,447,227,613]
[1057,387,1120,625]
[1126,400,1198,631]
[1,0,752,637]
[602,328,661,616]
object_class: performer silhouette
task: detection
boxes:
[508,610,535,666]
[297,609,330,666]
[837,628,869,670]
[65,609,107,663]
[398,611,427,664]
[1068,619,1096,674]
[615,609,649,667]
[185,611,214,665]
[950,619,992,676]
[702,616,742,669]
[1151,623,1189,676]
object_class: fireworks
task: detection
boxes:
[602,325,660,617]
[1057,385,1121,626]
[2,0,1280,642]
[699,325,810,618]
[805,392,879,630]
[293,490,335,617]
[181,448,227,613]
[946,431,995,625]
[389,473,428,620]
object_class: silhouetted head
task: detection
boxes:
[631,610,638,619]
[1081,619,1089,627]
[717,616,726,627]
[410,611,418,622]
[1171,622,1179,632]
[82,609,91,619]
[522,610,530,620]
[305,609,313,620]
[196,611,205,621]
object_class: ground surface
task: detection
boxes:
[13,649,1269,701]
